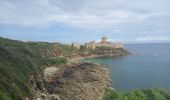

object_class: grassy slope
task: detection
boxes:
[0,37,72,100]
[101,88,170,100]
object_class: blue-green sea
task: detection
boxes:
[84,43,170,91]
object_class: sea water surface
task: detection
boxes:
[85,43,170,91]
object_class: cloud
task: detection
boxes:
[136,36,170,42]
[0,0,170,34]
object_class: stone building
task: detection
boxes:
[96,36,113,47]
[72,36,123,50]
[96,36,123,48]
[72,42,80,49]
[85,41,96,49]
[84,36,123,49]
[113,43,123,48]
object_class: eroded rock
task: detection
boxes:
[35,62,110,100]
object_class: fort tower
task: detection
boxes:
[102,36,107,42]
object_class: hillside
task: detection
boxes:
[0,37,73,99]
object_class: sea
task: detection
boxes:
[84,43,170,91]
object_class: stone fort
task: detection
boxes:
[72,36,123,49]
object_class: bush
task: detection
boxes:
[43,57,67,65]
[101,88,170,100]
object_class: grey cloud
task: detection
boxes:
[0,0,170,35]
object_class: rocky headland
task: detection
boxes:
[35,62,111,100]
[67,48,130,62]
[34,48,129,100]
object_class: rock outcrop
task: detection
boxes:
[67,48,130,62]
[35,62,111,100]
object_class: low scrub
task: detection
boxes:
[0,37,72,99]
[101,88,170,100]
[43,57,67,65]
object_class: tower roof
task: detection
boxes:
[102,36,107,40]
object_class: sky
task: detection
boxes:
[0,0,170,44]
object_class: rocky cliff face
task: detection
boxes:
[67,48,130,62]
[35,62,111,100]
[33,48,129,100]
[91,48,130,57]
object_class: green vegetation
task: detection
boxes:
[0,38,41,99]
[0,37,73,99]
[101,88,170,100]
[79,45,87,52]
[28,41,77,57]
[43,57,67,65]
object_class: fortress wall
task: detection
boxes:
[113,43,124,48]
[96,42,123,48]
[85,41,96,49]
[73,37,124,49]
[96,43,114,48]
[72,42,80,49]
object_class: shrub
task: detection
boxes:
[101,88,170,100]
[43,57,67,65]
